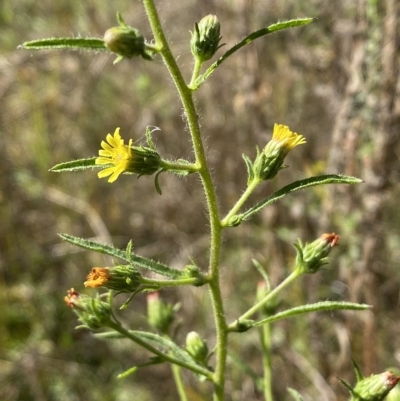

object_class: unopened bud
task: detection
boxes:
[104,26,147,59]
[351,371,400,401]
[190,15,222,62]
[64,288,112,330]
[147,292,174,334]
[186,331,208,365]
[295,233,340,274]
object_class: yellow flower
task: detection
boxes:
[84,267,111,288]
[95,127,161,183]
[269,123,306,152]
[253,123,306,181]
[95,127,133,183]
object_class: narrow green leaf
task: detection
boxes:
[20,37,106,51]
[195,18,314,89]
[117,366,138,379]
[239,174,362,221]
[242,154,254,184]
[287,388,305,401]
[251,259,270,288]
[253,301,371,327]
[352,359,364,382]
[59,233,183,278]
[96,330,211,377]
[50,157,102,172]
[126,240,134,262]
[117,357,164,378]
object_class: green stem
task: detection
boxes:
[259,324,273,401]
[189,58,203,89]
[143,1,227,400]
[228,270,301,330]
[172,364,189,401]
[141,276,205,287]
[108,321,214,380]
[160,160,200,172]
[221,177,261,226]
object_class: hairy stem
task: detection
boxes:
[189,58,203,89]
[221,177,261,226]
[259,324,273,401]
[143,1,227,399]
[229,270,301,329]
[172,362,189,401]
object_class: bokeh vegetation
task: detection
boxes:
[1,0,400,400]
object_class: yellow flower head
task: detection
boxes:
[95,128,133,183]
[84,267,111,288]
[253,124,306,181]
[95,127,161,183]
[270,123,306,152]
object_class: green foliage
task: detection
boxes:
[4,0,399,400]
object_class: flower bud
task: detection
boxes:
[253,124,306,181]
[295,233,340,274]
[147,292,174,334]
[64,288,112,330]
[104,26,147,59]
[84,265,142,293]
[351,371,400,401]
[190,15,222,62]
[185,331,208,365]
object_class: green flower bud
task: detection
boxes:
[84,265,142,293]
[295,233,340,274]
[190,15,222,62]
[147,292,175,334]
[104,26,147,59]
[64,288,112,330]
[185,331,208,365]
[351,372,400,401]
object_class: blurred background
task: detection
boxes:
[1,0,400,400]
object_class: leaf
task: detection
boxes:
[242,154,254,184]
[251,259,270,289]
[352,359,364,382]
[49,157,103,172]
[96,330,211,377]
[19,37,107,51]
[253,301,371,327]
[117,366,139,379]
[194,18,314,89]
[238,174,362,222]
[117,357,164,379]
[287,388,305,401]
[59,234,183,278]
